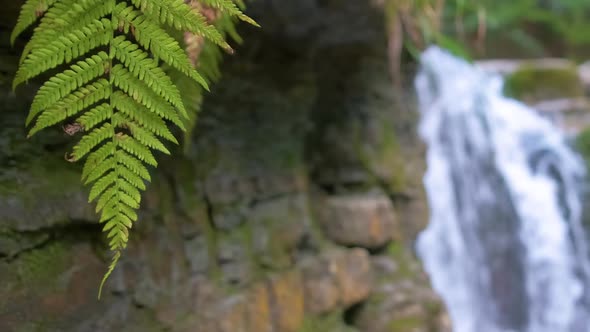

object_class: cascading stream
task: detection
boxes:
[416,47,590,332]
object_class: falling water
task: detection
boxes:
[415,47,590,332]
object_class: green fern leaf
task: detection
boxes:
[14,18,114,90]
[21,0,116,63]
[117,166,147,191]
[116,150,151,181]
[81,142,116,180]
[98,250,120,299]
[77,104,114,132]
[200,0,259,27]
[95,186,118,212]
[116,135,158,166]
[28,52,110,125]
[112,93,177,144]
[111,65,186,129]
[72,123,114,160]
[11,0,58,44]
[29,79,111,136]
[126,121,171,154]
[13,0,256,299]
[114,5,208,88]
[85,156,115,184]
[111,36,188,113]
[89,171,117,202]
[119,204,139,222]
[130,0,231,51]
[118,184,141,208]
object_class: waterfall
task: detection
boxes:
[415,47,590,332]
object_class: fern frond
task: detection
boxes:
[85,156,116,184]
[14,18,114,89]
[11,0,58,44]
[14,0,256,298]
[89,171,118,202]
[72,123,114,160]
[16,0,72,57]
[98,250,120,299]
[112,92,177,144]
[111,36,189,112]
[116,150,151,181]
[120,202,139,220]
[28,52,110,125]
[111,65,186,130]
[96,186,118,212]
[28,79,111,136]
[77,104,114,131]
[116,135,158,166]
[81,142,116,180]
[21,0,116,63]
[118,181,142,206]
[199,0,259,27]
[114,5,208,87]
[130,0,231,51]
[125,121,172,154]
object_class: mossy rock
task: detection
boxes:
[504,65,584,103]
[387,317,424,332]
[576,128,590,165]
[297,312,358,332]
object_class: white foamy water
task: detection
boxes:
[416,47,590,332]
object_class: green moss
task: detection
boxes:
[354,115,407,194]
[386,242,414,280]
[15,320,53,332]
[205,220,222,283]
[297,311,358,332]
[16,242,70,289]
[504,66,584,103]
[576,128,590,167]
[387,317,423,332]
[240,223,263,280]
[0,159,82,199]
[378,121,407,192]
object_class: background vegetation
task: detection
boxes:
[383,0,590,80]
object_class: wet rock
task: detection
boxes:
[184,235,211,274]
[217,232,254,286]
[0,242,113,332]
[353,281,447,332]
[352,244,450,332]
[0,163,96,231]
[0,230,50,258]
[333,248,373,308]
[216,296,249,332]
[192,292,249,332]
[318,193,398,249]
[301,248,373,314]
[244,283,273,332]
[250,194,308,269]
[300,255,341,314]
[267,270,305,332]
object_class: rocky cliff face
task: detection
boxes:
[0,1,448,331]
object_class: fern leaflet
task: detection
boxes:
[12,0,257,298]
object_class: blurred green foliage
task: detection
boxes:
[382,0,590,69]
[447,0,590,56]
